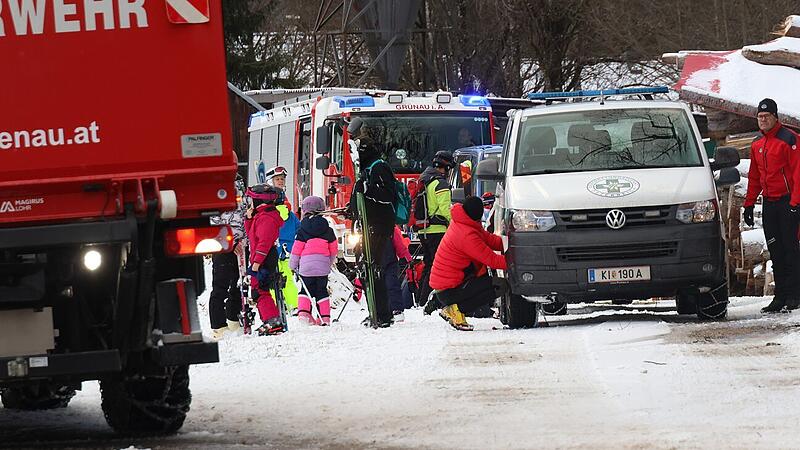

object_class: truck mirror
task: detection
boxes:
[315,155,330,170]
[715,167,740,187]
[475,158,503,181]
[338,176,352,186]
[709,146,740,171]
[316,126,330,155]
[451,188,466,203]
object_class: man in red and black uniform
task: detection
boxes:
[742,98,800,313]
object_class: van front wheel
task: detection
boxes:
[502,291,539,329]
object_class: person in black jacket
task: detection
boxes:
[348,120,397,327]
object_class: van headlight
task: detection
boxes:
[676,200,717,224]
[510,209,556,232]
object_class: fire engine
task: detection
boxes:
[246,89,497,258]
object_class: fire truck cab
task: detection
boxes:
[246,89,497,259]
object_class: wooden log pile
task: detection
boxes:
[741,37,800,69]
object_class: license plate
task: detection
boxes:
[588,266,651,283]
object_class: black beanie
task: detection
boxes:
[758,98,778,117]
[463,196,484,221]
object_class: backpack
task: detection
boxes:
[365,160,411,225]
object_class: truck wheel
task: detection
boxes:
[101,365,191,435]
[1,384,76,410]
[503,292,539,329]
[696,282,728,321]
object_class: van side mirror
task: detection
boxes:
[315,155,330,170]
[316,126,330,155]
[715,167,741,187]
[475,158,503,181]
[710,146,740,171]
[451,188,466,203]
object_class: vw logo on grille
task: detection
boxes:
[606,209,626,229]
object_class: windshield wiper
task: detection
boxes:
[517,169,577,175]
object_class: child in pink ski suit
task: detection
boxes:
[289,196,338,325]
[245,185,286,335]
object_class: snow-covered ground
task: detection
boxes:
[2,283,799,449]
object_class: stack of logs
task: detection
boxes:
[717,133,773,296]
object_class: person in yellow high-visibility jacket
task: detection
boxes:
[417,151,455,314]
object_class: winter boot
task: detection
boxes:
[257,317,285,336]
[226,319,241,332]
[297,295,315,325]
[317,298,331,326]
[392,310,405,323]
[439,304,473,331]
[761,295,786,313]
[423,291,440,315]
[211,327,228,341]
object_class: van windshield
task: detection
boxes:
[514,108,702,175]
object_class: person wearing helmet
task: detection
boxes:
[244,184,287,335]
[265,166,301,314]
[417,150,455,315]
[208,175,247,340]
[289,196,338,326]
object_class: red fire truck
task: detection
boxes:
[246,89,496,258]
[0,0,234,434]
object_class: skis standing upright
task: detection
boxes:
[273,269,289,332]
[355,191,381,327]
[236,240,255,334]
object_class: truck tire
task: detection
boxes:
[1,384,75,410]
[101,365,191,435]
[696,282,728,321]
[503,291,539,329]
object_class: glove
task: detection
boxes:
[743,205,754,227]
[790,204,799,214]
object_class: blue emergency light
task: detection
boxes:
[459,95,491,107]
[526,86,669,100]
[333,96,375,108]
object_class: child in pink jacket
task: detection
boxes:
[289,196,338,325]
[245,185,286,335]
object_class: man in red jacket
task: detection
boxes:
[742,98,800,313]
[430,196,506,330]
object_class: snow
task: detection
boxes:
[680,49,800,122]
[741,228,766,247]
[743,36,800,54]
[791,15,800,27]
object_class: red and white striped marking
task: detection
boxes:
[166,0,210,24]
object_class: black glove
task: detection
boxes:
[743,205,754,227]
[790,204,799,217]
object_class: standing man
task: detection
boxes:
[416,151,455,314]
[265,166,301,313]
[208,175,247,339]
[742,98,800,313]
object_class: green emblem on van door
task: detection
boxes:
[588,176,640,198]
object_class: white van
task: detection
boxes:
[476,88,741,328]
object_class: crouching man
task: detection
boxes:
[429,196,507,330]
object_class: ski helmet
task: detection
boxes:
[301,195,326,214]
[246,184,283,204]
[264,166,288,183]
[432,150,455,169]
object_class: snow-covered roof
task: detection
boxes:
[742,36,800,54]
[673,46,800,128]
